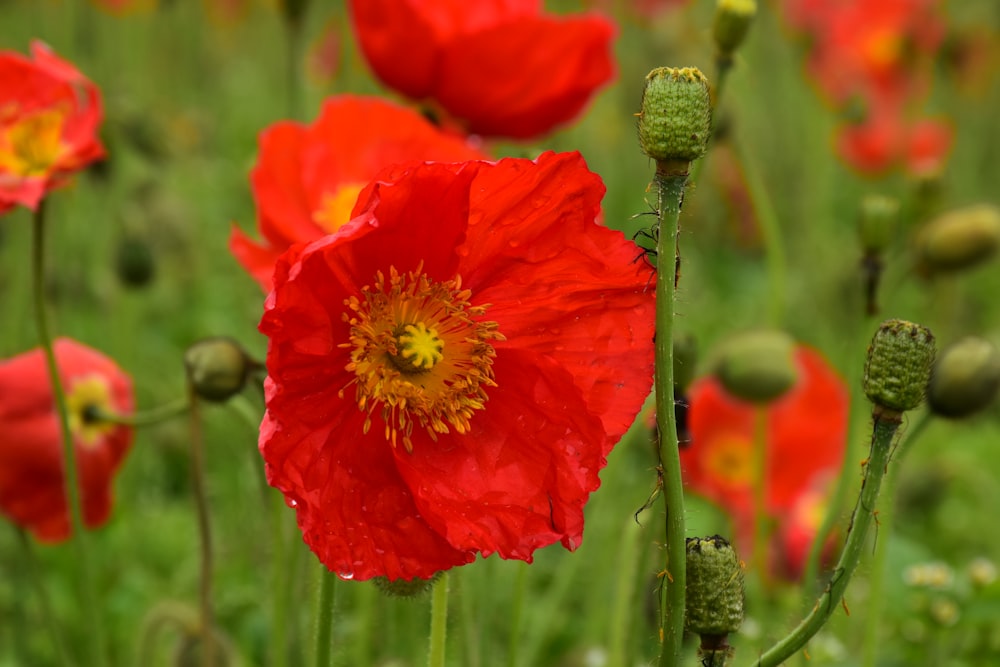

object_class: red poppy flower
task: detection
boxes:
[680,345,847,567]
[348,0,615,140]
[0,42,104,215]
[835,101,954,176]
[0,339,134,542]
[259,151,655,581]
[230,95,487,291]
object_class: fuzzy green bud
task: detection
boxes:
[637,67,712,168]
[712,329,797,403]
[685,535,745,637]
[915,204,1000,276]
[927,337,1000,419]
[863,319,936,418]
[184,337,257,403]
[858,194,899,254]
[372,572,441,598]
[713,0,757,58]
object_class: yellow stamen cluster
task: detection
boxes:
[65,374,116,446]
[340,264,504,452]
[313,183,365,233]
[0,107,68,177]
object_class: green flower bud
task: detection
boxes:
[927,337,1000,419]
[915,204,1000,276]
[858,194,899,254]
[372,572,441,598]
[712,329,797,403]
[713,0,757,57]
[637,67,712,169]
[184,337,257,403]
[863,319,936,417]
[685,535,745,637]
[115,236,156,288]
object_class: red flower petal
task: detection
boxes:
[349,0,615,140]
[231,95,485,292]
[0,339,133,542]
[260,152,654,579]
[0,42,104,214]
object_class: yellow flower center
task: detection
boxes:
[313,183,365,234]
[0,107,68,177]
[863,29,903,71]
[340,263,504,452]
[65,374,117,447]
[705,434,753,488]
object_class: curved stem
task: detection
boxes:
[751,415,900,666]
[428,571,450,667]
[31,201,108,667]
[88,397,189,428]
[860,410,933,667]
[187,385,215,667]
[314,567,337,667]
[653,167,689,667]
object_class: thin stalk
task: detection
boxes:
[653,167,689,667]
[608,517,644,667]
[285,15,305,120]
[16,528,73,667]
[187,385,215,667]
[270,490,291,667]
[428,571,450,667]
[89,397,189,428]
[750,407,769,587]
[860,411,932,667]
[732,135,788,327]
[751,415,900,666]
[31,201,108,667]
[506,564,528,667]
[314,567,338,667]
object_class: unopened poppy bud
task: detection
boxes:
[859,194,899,254]
[685,535,745,637]
[115,236,155,288]
[712,329,797,403]
[927,337,1000,419]
[713,0,757,58]
[373,572,441,598]
[863,319,935,418]
[915,204,1000,275]
[637,67,712,170]
[184,337,256,403]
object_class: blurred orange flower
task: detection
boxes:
[0,339,134,542]
[348,0,615,140]
[681,345,848,577]
[230,96,486,292]
[0,42,104,214]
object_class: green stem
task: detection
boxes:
[751,407,769,587]
[428,571,450,667]
[608,517,645,667]
[270,490,291,667]
[30,201,108,667]
[285,14,305,120]
[314,567,337,667]
[732,133,788,327]
[506,564,528,667]
[89,397,189,428]
[15,528,72,667]
[187,385,215,667]
[860,411,932,667]
[653,166,689,667]
[752,415,900,666]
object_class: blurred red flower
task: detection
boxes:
[0,42,104,214]
[680,345,847,576]
[230,96,486,292]
[0,339,134,542]
[835,100,953,176]
[348,0,615,140]
[259,151,655,581]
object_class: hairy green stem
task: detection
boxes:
[860,411,932,667]
[752,416,900,666]
[314,567,337,667]
[428,571,450,667]
[31,201,108,667]
[187,386,215,667]
[653,167,688,667]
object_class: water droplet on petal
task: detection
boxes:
[285,497,298,508]
[337,571,355,581]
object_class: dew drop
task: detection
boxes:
[337,571,355,581]
[285,497,298,508]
